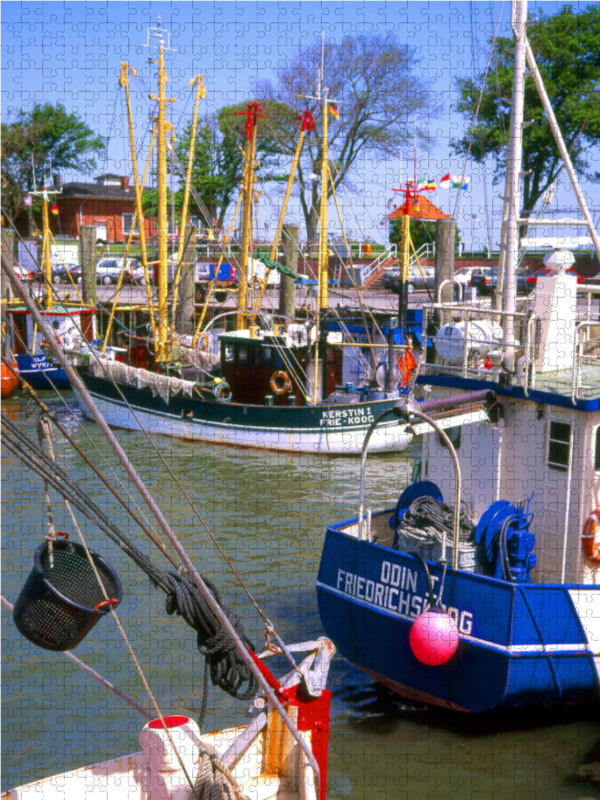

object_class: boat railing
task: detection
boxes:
[571,320,600,403]
[421,303,538,395]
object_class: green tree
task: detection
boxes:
[163,105,287,233]
[451,5,600,221]
[256,33,437,243]
[389,219,461,251]
[1,103,105,233]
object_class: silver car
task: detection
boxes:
[94,258,145,285]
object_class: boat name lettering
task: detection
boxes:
[320,406,375,427]
[336,566,474,633]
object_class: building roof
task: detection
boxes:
[388,195,452,222]
[59,182,134,200]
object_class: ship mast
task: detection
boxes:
[145,19,176,362]
[235,102,265,330]
[502,0,528,370]
[31,184,61,310]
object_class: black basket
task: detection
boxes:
[13,535,123,652]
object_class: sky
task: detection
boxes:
[2,0,598,249]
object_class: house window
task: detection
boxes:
[548,421,571,472]
[190,216,200,229]
[122,214,139,234]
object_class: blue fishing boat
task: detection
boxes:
[317,0,600,712]
[9,306,95,390]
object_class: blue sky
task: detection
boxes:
[2,1,597,247]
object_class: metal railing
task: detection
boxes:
[421,303,537,394]
[358,245,397,285]
[571,320,600,403]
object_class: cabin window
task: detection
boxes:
[437,426,461,452]
[238,347,247,365]
[122,214,139,235]
[263,348,273,367]
[547,421,571,472]
[224,346,234,363]
[595,428,600,472]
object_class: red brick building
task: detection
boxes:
[57,174,155,243]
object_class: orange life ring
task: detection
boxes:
[582,507,600,562]
[270,370,292,396]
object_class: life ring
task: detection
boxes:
[199,333,209,352]
[212,380,231,402]
[270,370,292,396]
[582,507,600,562]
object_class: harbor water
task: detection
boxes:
[2,393,599,799]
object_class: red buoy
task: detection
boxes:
[409,609,459,666]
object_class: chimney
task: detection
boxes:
[122,176,129,191]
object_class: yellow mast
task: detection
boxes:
[172,74,206,323]
[317,92,329,317]
[146,23,176,362]
[41,190,53,310]
[236,102,263,331]
[120,63,158,352]
[253,110,314,312]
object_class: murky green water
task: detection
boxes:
[2,393,599,798]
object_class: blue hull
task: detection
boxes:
[317,523,600,712]
[15,354,71,390]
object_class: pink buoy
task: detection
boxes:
[409,609,459,666]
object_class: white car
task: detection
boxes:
[92,258,145,285]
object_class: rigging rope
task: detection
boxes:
[1,413,259,721]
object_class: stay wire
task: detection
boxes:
[1,208,286,656]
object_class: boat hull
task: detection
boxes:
[317,524,600,712]
[73,368,412,454]
[15,354,70,390]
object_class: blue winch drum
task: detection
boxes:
[13,536,123,652]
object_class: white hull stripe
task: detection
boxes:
[317,581,595,655]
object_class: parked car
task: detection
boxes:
[12,264,36,282]
[469,267,531,296]
[525,267,584,287]
[51,263,81,284]
[92,258,145,285]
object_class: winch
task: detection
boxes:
[474,496,536,583]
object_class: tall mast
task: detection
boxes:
[145,19,176,362]
[31,182,61,310]
[235,102,264,330]
[502,0,527,369]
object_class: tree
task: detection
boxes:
[168,105,287,232]
[389,219,461,251]
[1,103,104,233]
[255,33,436,243]
[451,5,600,221]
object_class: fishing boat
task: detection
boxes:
[72,29,415,455]
[316,0,600,712]
[6,188,96,391]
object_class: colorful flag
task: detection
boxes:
[424,179,436,191]
[452,175,470,190]
[327,101,339,119]
[439,174,451,189]
[50,201,59,215]
[417,178,436,191]
[24,195,33,207]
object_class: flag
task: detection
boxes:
[327,101,339,119]
[452,175,470,190]
[24,195,33,207]
[50,201,59,215]
[439,173,451,189]
[417,178,435,191]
